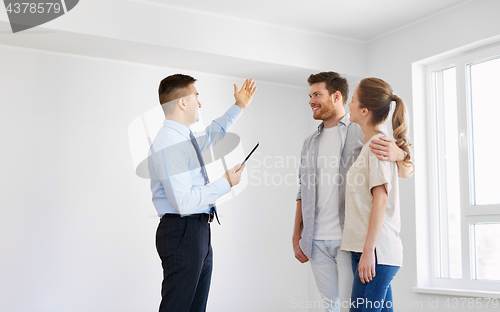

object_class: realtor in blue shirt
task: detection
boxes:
[148,74,257,312]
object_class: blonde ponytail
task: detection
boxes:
[392,95,413,168]
[357,78,413,169]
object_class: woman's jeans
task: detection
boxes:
[350,252,400,312]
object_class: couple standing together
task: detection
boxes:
[293,72,413,312]
[148,71,413,312]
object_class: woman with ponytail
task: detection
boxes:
[341,78,413,312]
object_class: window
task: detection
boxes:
[417,42,500,295]
[431,67,462,280]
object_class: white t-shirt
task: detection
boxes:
[341,134,403,267]
[313,126,342,240]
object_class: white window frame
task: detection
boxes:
[412,40,500,298]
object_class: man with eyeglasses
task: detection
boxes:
[149,74,257,312]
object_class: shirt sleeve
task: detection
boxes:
[368,151,393,194]
[195,105,243,152]
[296,181,302,201]
[296,140,307,201]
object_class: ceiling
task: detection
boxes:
[142,0,472,42]
[0,0,477,86]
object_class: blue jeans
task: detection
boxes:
[350,252,399,312]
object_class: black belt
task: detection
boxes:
[162,213,213,223]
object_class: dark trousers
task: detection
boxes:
[156,215,213,312]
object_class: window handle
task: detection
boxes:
[459,132,466,149]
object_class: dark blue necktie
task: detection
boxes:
[189,130,220,224]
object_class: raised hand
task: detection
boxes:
[234,79,257,110]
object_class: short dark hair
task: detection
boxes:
[307,72,349,104]
[158,74,197,104]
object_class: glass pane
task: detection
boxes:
[471,223,500,281]
[469,57,500,205]
[432,68,462,279]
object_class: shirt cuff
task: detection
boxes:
[213,176,232,196]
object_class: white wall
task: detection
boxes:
[367,0,500,310]
[0,44,317,311]
[0,2,368,311]
[2,0,500,311]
